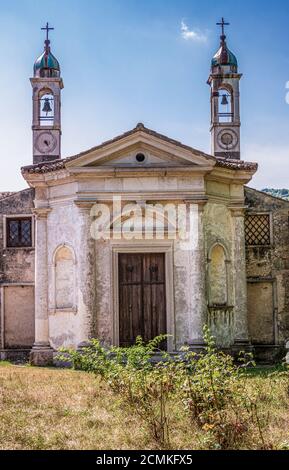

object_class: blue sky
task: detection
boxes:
[0,0,289,190]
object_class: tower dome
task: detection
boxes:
[34,23,60,78]
[211,18,238,73]
[34,48,60,78]
[212,41,238,70]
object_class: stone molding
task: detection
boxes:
[228,205,247,217]
[33,207,52,219]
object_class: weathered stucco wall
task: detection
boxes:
[45,172,208,351]
[0,189,35,350]
[4,285,35,348]
[204,180,249,349]
[247,282,274,344]
[0,189,35,284]
[46,197,95,350]
[245,187,289,349]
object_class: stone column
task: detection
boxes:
[230,206,252,352]
[76,202,96,349]
[30,208,54,366]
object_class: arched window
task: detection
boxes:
[38,88,54,126]
[208,244,228,306]
[53,245,76,310]
[218,87,233,123]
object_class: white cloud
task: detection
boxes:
[181,21,207,43]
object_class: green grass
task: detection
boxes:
[243,365,287,377]
[0,361,15,368]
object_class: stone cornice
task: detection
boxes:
[206,167,257,185]
[67,165,214,179]
[74,192,208,204]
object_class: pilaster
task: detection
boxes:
[75,202,96,348]
[184,201,207,350]
[30,207,54,366]
[229,205,252,353]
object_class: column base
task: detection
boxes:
[30,344,54,367]
[231,340,254,359]
[77,341,92,352]
[188,340,206,354]
[286,341,289,365]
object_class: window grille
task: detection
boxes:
[7,218,32,248]
[245,214,271,247]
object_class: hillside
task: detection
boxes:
[262,188,289,201]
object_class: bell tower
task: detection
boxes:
[31,23,64,165]
[208,18,242,160]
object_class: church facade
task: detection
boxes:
[0,23,288,365]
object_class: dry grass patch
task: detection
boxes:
[0,364,151,450]
[0,363,289,450]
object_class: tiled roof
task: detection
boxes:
[0,192,16,200]
[216,158,258,171]
[21,123,258,175]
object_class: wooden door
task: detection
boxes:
[119,253,167,347]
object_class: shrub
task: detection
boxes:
[59,326,277,450]
[59,336,175,447]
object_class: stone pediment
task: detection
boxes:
[21,124,257,186]
[65,123,216,172]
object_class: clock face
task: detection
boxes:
[221,132,233,146]
[217,129,238,150]
[35,131,57,154]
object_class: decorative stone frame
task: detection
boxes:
[3,214,35,250]
[49,243,78,315]
[110,240,175,352]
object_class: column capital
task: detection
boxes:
[33,207,51,219]
[183,197,208,212]
[228,205,247,218]
[74,200,96,212]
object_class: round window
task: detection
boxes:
[136,153,146,163]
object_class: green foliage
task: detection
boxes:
[59,335,173,447]
[58,327,285,450]
[176,326,260,449]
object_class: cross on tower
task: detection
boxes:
[217,17,230,37]
[41,22,54,42]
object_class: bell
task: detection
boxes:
[221,94,229,106]
[42,98,52,115]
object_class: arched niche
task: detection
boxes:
[208,243,229,306]
[52,244,76,311]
